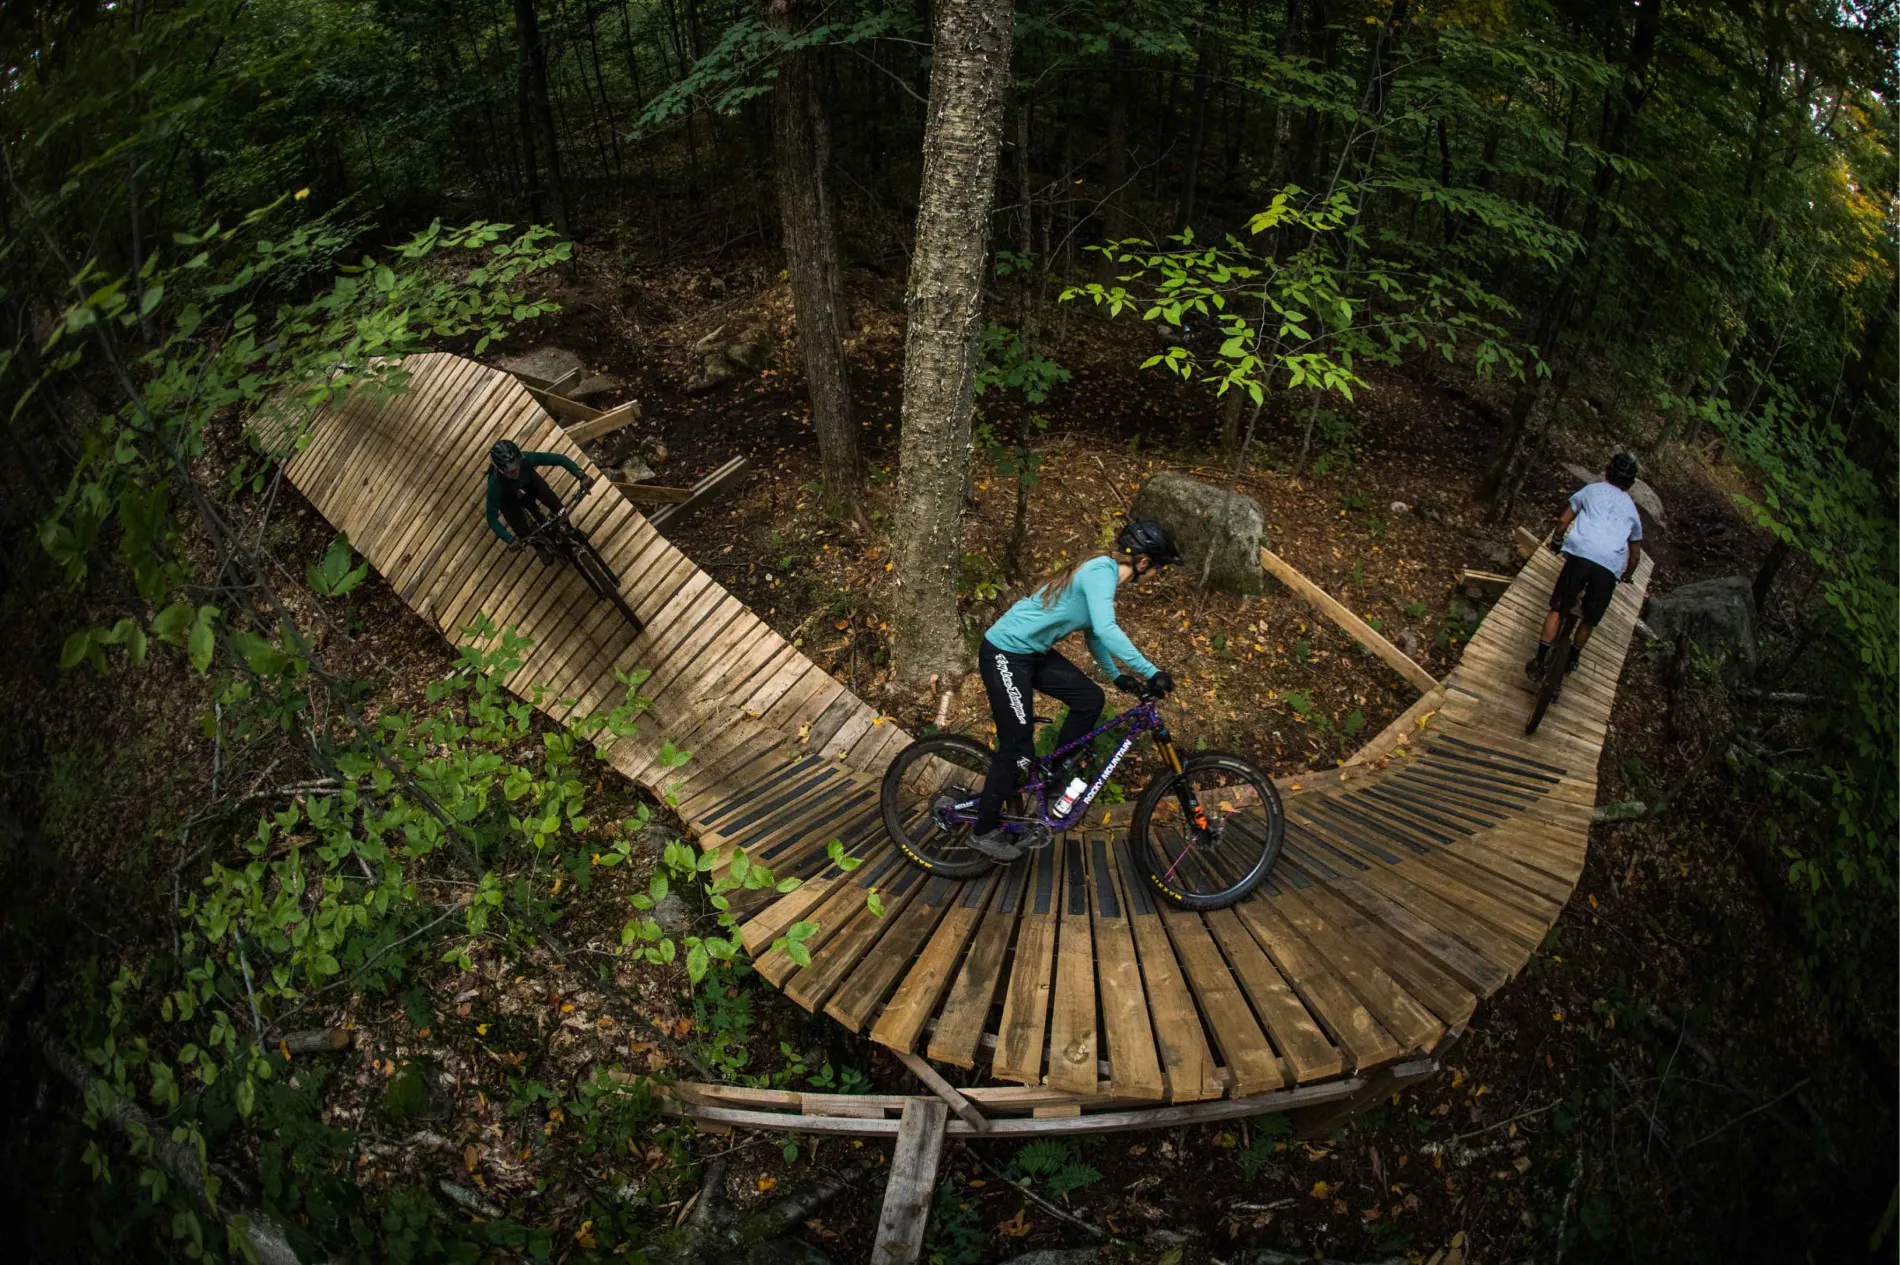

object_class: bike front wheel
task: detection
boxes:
[571,538,644,634]
[880,733,1015,879]
[1131,752,1282,910]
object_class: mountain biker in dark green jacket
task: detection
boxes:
[486,439,593,563]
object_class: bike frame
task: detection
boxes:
[944,697,1188,834]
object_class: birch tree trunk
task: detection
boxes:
[770,0,860,514]
[890,0,1015,689]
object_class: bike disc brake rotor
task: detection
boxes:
[930,787,978,833]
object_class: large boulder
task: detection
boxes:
[494,344,583,385]
[1644,575,1758,673]
[1562,461,1665,526]
[1130,472,1268,595]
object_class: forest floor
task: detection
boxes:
[4,228,1888,1265]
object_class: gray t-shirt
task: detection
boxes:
[1561,481,1643,575]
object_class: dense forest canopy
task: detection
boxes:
[1,0,1894,1260]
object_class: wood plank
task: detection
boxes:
[993,845,1061,1086]
[872,872,998,1054]
[648,455,751,532]
[927,862,1029,1068]
[605,477,695,504]
[826,877,957,1032]
[1260,547,1438,693]
[869,1099,947,1265]
[1202,907,1341,1082]
[1090,836,1165,1100]
[1157,904,1283,1097]
[1047,837,1100,1095]
[566,400,641,444]
[1115,837,1220,1102]
[1234,896,1400,1071]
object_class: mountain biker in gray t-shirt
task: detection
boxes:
[1527,452,1645,681]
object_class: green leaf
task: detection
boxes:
[188,608,218,673]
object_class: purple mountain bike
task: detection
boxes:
[879,683,1284,910]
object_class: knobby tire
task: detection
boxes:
[880,733,1013,880]
[1525,619,1574,736]
[1130,752,1282,910]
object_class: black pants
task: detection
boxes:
[500,471,563,545]
[1550,553,1617,627]
[975,640,1105,832]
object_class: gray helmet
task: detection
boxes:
[1116,518,1180,567]
[490,439,523,473]
[1607,451,1640,488]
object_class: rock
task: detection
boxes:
[641,435,670,466]
[1130,472,1269,596]
[1562,461,1666,525]
[616,456,657,484]
[494,344,583,385]
[1472,538,1516,569]
[1399,630,1423,658]
[1644,575,1758,673]
[685,323,772,393]
[1390,500,1411,514]
[1448,595,1483,626]
[1629,477,1666,525]
[726,324,773,372]
[652,892,693,940]
[569,373,625,400]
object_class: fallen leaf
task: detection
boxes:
[757,1176,776,1192]
[1311,1180,1331,1198]
[998,1208,1032,1237]
[464,1145,480,1172]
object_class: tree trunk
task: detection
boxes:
[1479,0,1661,510]
[1098,46,1129,284]
[770,0,860,516]
[1179,16,1215,232]
[514,0,569,234]
[890,0,1015,689]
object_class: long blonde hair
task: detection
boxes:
[1035,555,1104,608]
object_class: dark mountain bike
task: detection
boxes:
[513,491,644,634]
[1523,588,1580,737]
[880,684,1283,910]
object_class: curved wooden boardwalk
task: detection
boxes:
[274,352,1651,1111]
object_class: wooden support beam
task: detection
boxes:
[605,477,694,505]
[1259,548,1439,695]
[566,401,641,445]
[1513,526,1543,560]
[1289,1056,1440,1140]
[894,1050,991,1132]
[525,385,603,423]
[871,1099,947,1265]
[659,1076,1373,1137]
[1344,684,1447,768]
[1459,569,1515,602]
[648,456,750,533]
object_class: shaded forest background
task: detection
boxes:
[0,0,1895,1261]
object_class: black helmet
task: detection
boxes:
[1116,518,1180,567]
[1606,451,1640,488]
[490,439,523,473]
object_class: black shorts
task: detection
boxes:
[1550,553,1617,627]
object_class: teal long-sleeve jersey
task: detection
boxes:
[983,555,1158,680]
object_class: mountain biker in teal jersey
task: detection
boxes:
[486,439,594,563]
[1527,451,1645,681]
[967,519,1180,862]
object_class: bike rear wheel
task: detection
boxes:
[1524,618,1574,736]
[1131,752,1282,910]
[880,733,1016,879]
